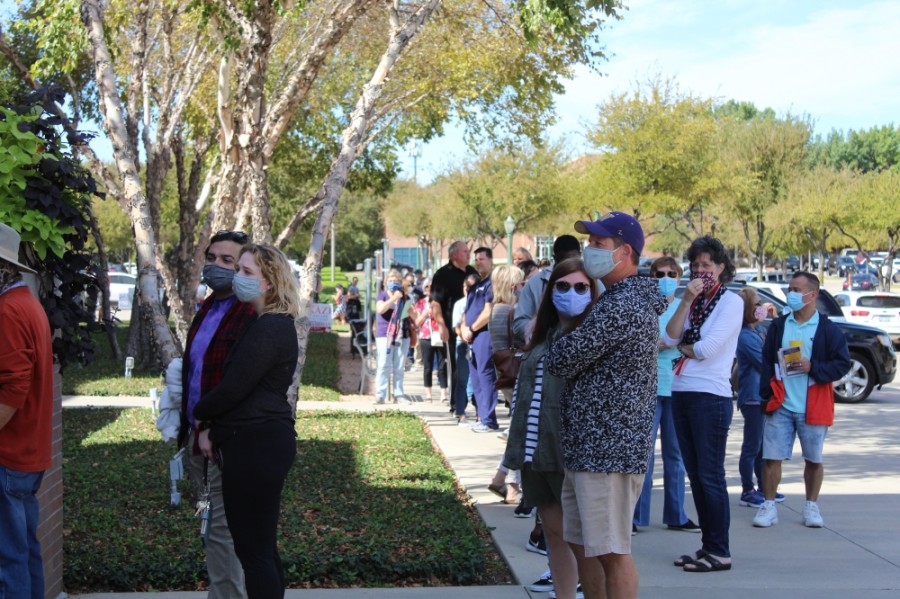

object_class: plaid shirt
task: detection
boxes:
[178,295,257,449]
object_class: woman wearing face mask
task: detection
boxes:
[503,258,599,599]
[373,269,409,404]
[735,287,785,509]
[663,235,742,573]
[633,257,698,535]
[193,244,301,599]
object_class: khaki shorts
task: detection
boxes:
[562,470,643,557]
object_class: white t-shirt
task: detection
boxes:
[663,290,743,398]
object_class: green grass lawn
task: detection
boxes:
[62,408,508,592]
[62,326,342,402]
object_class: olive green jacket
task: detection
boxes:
[502,333,565,473]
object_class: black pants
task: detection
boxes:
[219,420,296,599]
[419,338,448,389]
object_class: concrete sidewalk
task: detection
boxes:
[66,365,900,598]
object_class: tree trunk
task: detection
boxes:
[82,0,179,368]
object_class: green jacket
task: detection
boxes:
[503,332,566,473]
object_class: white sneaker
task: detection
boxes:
[803,501,824,528]
[752,501,778,527]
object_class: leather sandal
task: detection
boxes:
[683,553,732,573]
[673,549,706,567]
[488,483,507,499]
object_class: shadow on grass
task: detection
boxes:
[63,409,507,593]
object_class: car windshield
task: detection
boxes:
[858,296,900,309]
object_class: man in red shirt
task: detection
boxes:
[0,223,54,599]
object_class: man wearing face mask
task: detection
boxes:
[175,230,256,599]
[546,212,667,599]
[752,271,850,529]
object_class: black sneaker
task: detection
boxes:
[528,571,553,592]
[526,531,547,555]
[667,518,701,533]
[631,524,639,536]
[514,500,535,518]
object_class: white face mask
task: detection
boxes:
[583,246,620,279]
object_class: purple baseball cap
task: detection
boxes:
[574,211,645,256]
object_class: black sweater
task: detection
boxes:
[193,313,298,437]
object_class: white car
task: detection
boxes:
[747,280,788,303]
[833,291,900,347]
[108,272,137,308]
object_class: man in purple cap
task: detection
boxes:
[546,212,667,599]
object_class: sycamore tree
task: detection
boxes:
[2,0,624,379]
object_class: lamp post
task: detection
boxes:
[408,140,422,183]
[504,215,516,265]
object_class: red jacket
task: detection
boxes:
[0,286,54,472]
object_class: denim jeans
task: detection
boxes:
[672,391,733,557]
[739,403,764,491]
[453,341,471,417]
[0,465,45,599]
[633,396,688,527]
[375,336,406,400]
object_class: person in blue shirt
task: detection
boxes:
[633,257,698,534]
[461,247,499,432]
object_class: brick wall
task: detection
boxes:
[37,367,63,599]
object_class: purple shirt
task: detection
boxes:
[375,291,393,337]
[187,295,237,426]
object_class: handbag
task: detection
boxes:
[492,309,520,389]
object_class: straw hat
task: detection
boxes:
[0,223,38,274]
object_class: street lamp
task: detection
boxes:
[504,215,516,265]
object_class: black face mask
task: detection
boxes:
[201,264,236,292]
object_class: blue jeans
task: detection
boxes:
[453,341,474,417]
[634,396,688,527]
[739,403,764,491]
[0,465,45,599]
[671,391,733,557]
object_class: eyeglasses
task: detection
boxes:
[653,271,678,279]
[554,281,591,294]
[213,230,249,244]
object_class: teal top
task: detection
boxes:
[782,310,819,413]
[657,299,681,396]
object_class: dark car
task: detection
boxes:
[843,273,878,291]
[785,255,801,271]
[674,283,897,403]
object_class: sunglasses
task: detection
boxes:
[554,281,591,294]
[213,230,250,244]
[653,271,678,279]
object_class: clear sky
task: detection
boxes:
[403,0,900,183]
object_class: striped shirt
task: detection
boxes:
[523,356,545,463]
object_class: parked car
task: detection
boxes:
[834,291,900,348]
[674,283,897,403]
[747,280,788,302]
[107,271,137,308]
[843,273,879,291]
[837,256,856,277]
[785,255,801,271]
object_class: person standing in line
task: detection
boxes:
[547,212,666,599]
[512,247,534,267]
[513,236,583,347]
[0,223,54,599]
[452,273,479,425]
[663,235,742,573]
[735,287,783,508]
[413,279,448,402]
[373,269,410,404]
[505,258,600,599]
[177,230,256,599]
[632,257,699,534]
[752,272,850,529]
[176,231,256,599]
[430,241,477,412]
[193,244,300,599]
[345,276,361,321]
[461,247,500,432]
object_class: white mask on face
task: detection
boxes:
[583,246,620,279]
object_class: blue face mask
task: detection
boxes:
[786,290,810,312]
[202,264,236,293]
[552,288,592,318]
[583,246,620,279]
[232,273,263,302]
[658,276,678,297]
[387,282,403,293]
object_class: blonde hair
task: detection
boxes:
[240,244,301,318]
[491,264,524,306]
[384,268,402,286]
